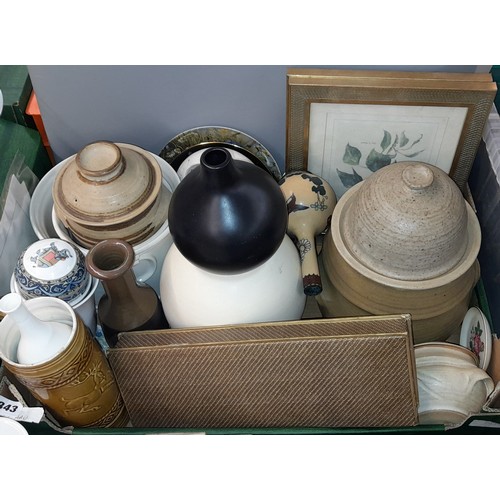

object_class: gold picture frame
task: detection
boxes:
[286,68,497,198]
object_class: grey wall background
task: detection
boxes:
[28,65,489,170]
[26,64,500,329]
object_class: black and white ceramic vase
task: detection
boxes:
[167,147,288,273]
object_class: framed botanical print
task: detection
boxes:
[286,68,497,198]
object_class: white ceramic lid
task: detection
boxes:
[460,307,492,370]
[19,238,81,281]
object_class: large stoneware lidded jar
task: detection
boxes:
[317,161,482,344]
[52,141,169,249]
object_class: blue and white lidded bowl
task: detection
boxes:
[14,238,89,303]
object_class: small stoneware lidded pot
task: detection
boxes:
[52,141,168,248]
[14,238,89,303]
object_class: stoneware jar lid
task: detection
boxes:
[52,141,163,227]
[341,161,471,281]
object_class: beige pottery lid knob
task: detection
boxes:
[401,164,434,190]
[341,161,469,281]
[76,141,124,182]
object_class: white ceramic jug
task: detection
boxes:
[0,292,72,365]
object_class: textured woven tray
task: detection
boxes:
[108,315,418,428]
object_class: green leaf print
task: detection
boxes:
[337,168,363,188]
[366,148,393,171]
[343,143,362,165]
[380,130,392,151]
[407,134,423,149]
[401,150,425,158]
[399,131,409,148]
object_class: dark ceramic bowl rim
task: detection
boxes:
[159,126,281,181]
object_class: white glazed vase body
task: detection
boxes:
[160,234,306,328]
[0,293,71,365]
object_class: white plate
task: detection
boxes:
[459,306,492,370]
[0,416,29,435]
[30,161,59,239]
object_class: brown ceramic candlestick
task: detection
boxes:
[86,239,168,347]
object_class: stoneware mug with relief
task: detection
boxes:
[0,295,129,428]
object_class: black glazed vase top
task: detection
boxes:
[168,147,288,273]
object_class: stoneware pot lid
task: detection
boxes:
[459,306,492,370]
[52,141,163,227]
[341,161,470,281]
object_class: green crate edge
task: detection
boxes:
[3,279,498,435]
